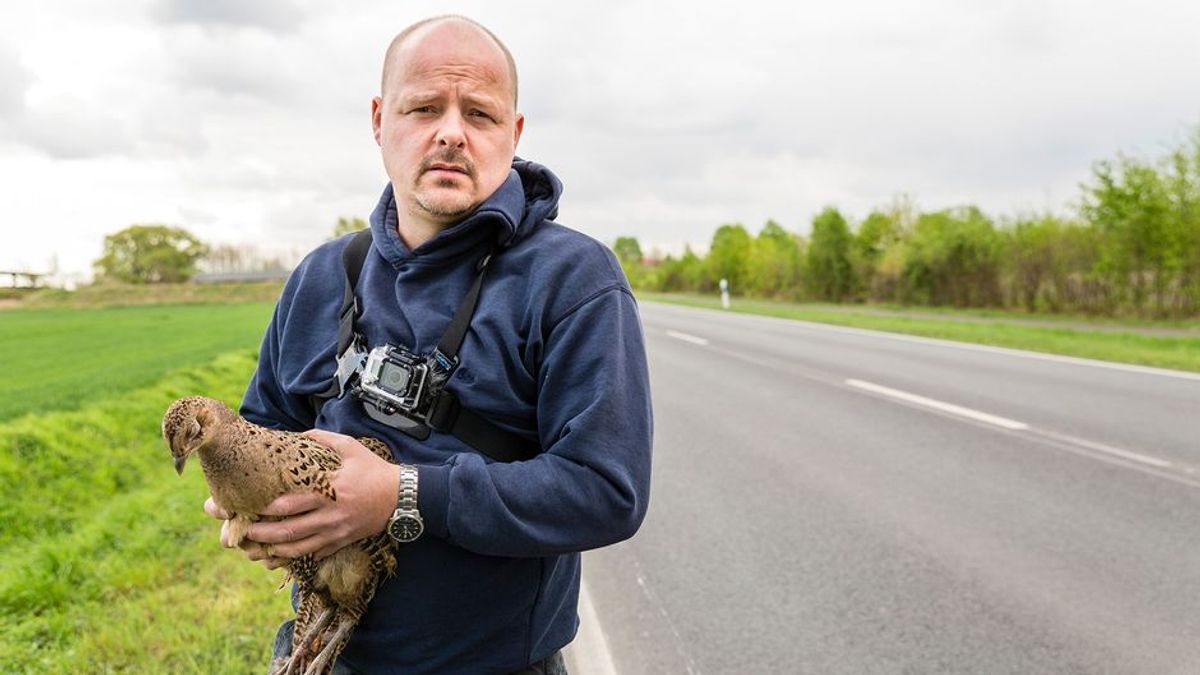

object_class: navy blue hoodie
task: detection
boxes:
[241,159,653,673]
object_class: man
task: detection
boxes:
[203,14,653,675]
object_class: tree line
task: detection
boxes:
[92,219,368,284]
[616,128,1200,317]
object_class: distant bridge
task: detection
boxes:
[0,271,45,288]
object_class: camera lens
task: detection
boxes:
[381,363,410,391]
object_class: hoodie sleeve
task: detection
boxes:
[240,297,319,433]
[416,285,653,557]
[239,244,344,433]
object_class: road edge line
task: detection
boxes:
[563,580,618,675]
[645,301,1200,382]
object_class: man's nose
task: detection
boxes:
[434,111,467,148]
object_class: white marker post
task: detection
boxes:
[719,278,730,309]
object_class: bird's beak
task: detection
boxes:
[174,454,188,475]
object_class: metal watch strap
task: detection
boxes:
[397,464,418,512]
[387,464,423,544]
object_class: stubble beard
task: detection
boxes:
[414,187,474,219]
[412,150,477,220]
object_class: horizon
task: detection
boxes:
[2,0,1198,281]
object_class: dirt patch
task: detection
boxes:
[0,299,22,310]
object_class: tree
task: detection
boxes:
[903,206,1002,307]
[1160,130,1200,315]
[706,224,753,294]
[806,207,856,302]
[332,217,368,238]
[611,236,646,287]
[747,220,802,298]
[94,224,208,284]
[853,210,900,299]
[1078,127,1200,316]
[657,246,705,292]
[1081,156,1173,313]
[613,236,643,266]
[201,243,292,274]
[1002,214,1093,312]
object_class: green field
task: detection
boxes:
[0,305,290,673]
[639,292,1200,373]
[0,303,275,422]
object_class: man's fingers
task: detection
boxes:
[302,428,345,446]
[314,543,344,562]
[303,428,371,459]
[247,511,336,548]
[253,536,325,560]
[239,541,291,569]
[257,491,326,518]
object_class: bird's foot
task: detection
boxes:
[281,606,336,675]
[303,616,356,675]
[226,514,253,547]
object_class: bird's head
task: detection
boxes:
[162,396,235,475]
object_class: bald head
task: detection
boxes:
[381,15,519,109]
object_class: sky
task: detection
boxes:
[1,0,1198,282]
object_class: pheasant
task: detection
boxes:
[162,396,397,675]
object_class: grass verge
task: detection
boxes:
[22,280,286,309]
[0,350,291,673]
[639,292,1200,373]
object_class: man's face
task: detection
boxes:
[372,21,523,229]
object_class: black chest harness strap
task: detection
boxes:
[311,229,539,463]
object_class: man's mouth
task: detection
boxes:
[427,163,469,175]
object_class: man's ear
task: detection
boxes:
[371,96,384,146]
[512,112,524,149]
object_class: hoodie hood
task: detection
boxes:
[369,157,562,267]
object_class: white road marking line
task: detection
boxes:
[846,379,1030,430]
[631,558,702,675]
[646,302,1200,382]
[666,330,709,346]
[565,580,619,675]
[846,378,1179,471]
[1034,429,1174,469]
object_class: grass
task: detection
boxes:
[0,303,275,422]
[24,280,286,309]
[0,301,293,672]
[0,350,292,673]
[639,292,1200,373]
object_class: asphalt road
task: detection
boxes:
[579,301,1200,675]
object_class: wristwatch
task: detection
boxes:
[386,464,424,544]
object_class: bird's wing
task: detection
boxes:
[280,436,343,502]
[357,436,396,463]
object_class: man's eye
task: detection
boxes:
[469,110,494,120]
[409,106,436,114]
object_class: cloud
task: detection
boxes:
[163,29,304,102]
[0,41,30,116]
[149,0,305,33]
[9,98,136,159]
[4,0,1200,278]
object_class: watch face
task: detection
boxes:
[388,513,424,543]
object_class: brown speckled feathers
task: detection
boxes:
[163,396,397,675]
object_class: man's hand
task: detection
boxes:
[202,429,401,568]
